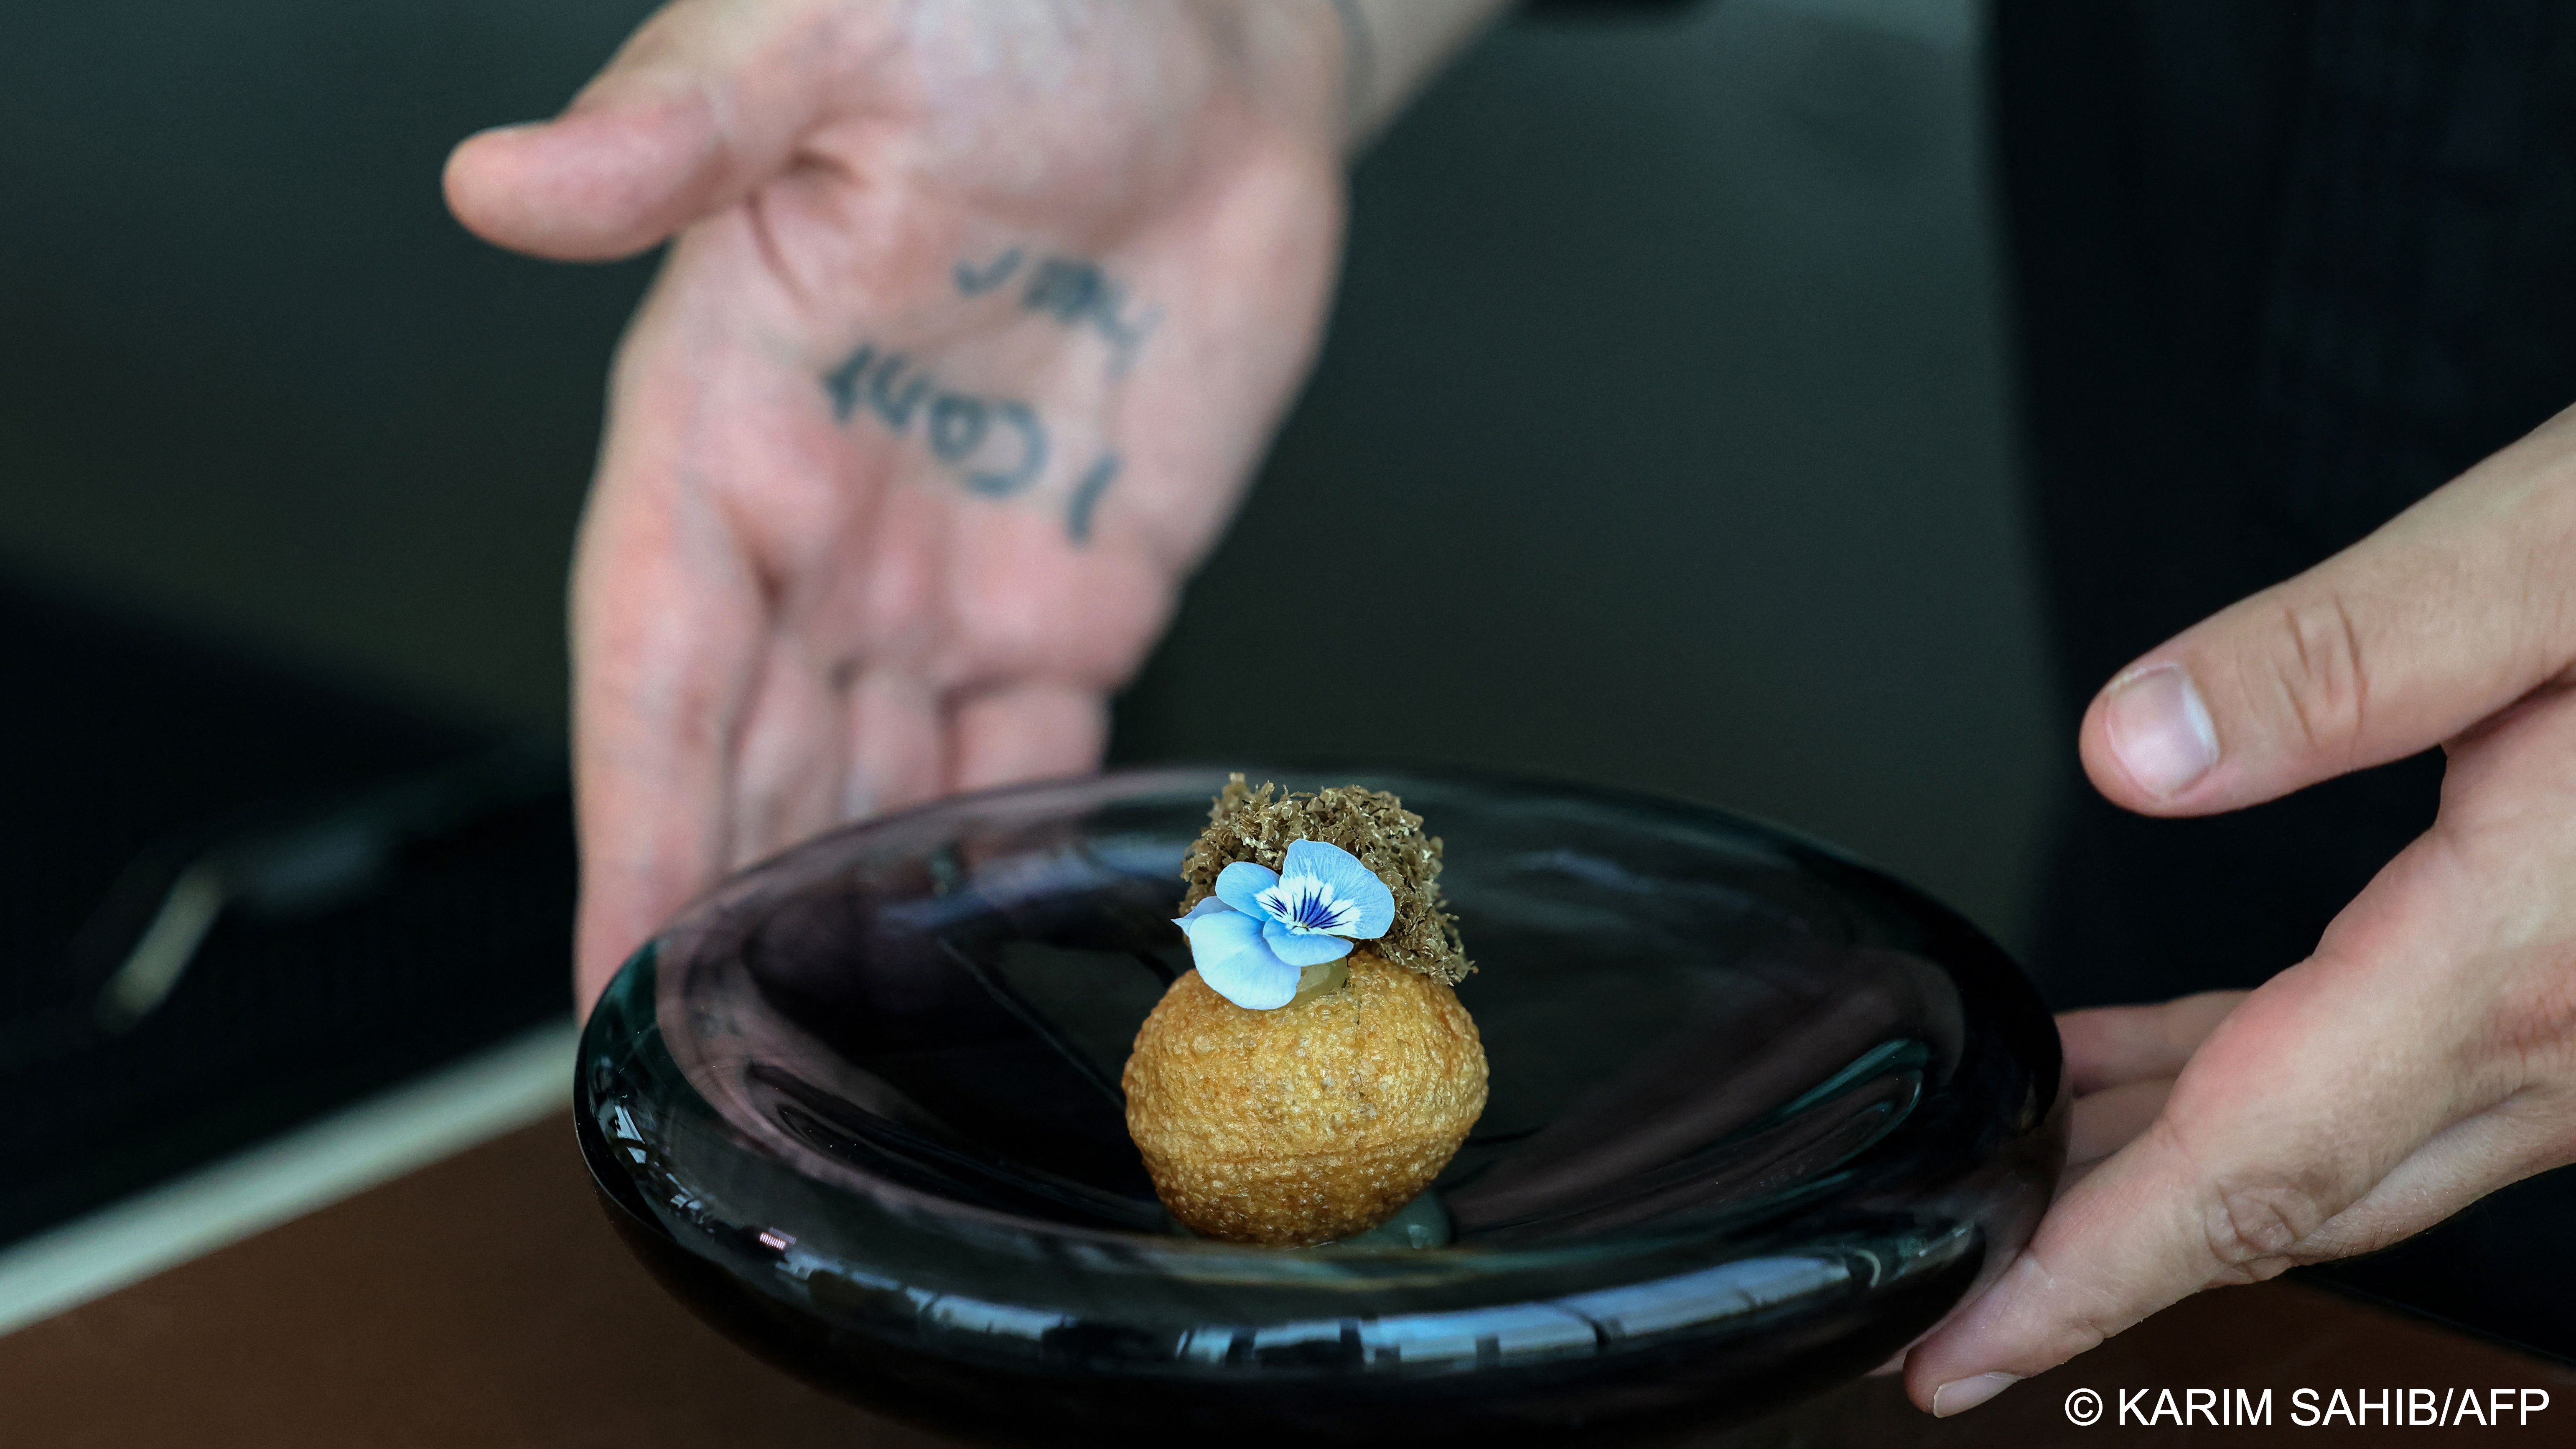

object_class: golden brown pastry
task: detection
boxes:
[1123,778,1486,1245]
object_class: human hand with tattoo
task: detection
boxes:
[1902,406,2576,1414]
[443,1,1368,1008]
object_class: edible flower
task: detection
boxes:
[1173,839,1396,1009]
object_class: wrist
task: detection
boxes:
[1331,0,1515,147]
[1209,0,1511,158]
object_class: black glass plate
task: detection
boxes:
[576,767,2064,1445]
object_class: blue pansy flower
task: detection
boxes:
[1173,839,1397,1009]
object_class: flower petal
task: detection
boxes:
[1213,860,1281,919]
[1175,896,1234,923]
[1279,839,1396,938]
[1176,900,1258,953]
[1261,918,1356,967]
[1190,920,1301,1009]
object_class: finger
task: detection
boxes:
[1878,995,2320,1401]
[725,634,855,870]
[1901,908,2482,1416]
[568,275,781,1013]
[570,468,766,1014]
[2289,1095,2569,1260]
[443,0,869,260]
[949,682,1110,794]
[2060,991,2245,1095]
[839,668,947,823]
[1915,1053,2562,1418]
[2077,402,2576,815]
[2067,1079,2171,1167]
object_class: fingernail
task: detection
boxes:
[2102,663,2217,798]
[1932,1372,2022,1417]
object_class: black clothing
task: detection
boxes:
[1997,0,2576,1011]
[1995,0,2576,1361]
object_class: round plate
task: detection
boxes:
[577,767,2064,1444]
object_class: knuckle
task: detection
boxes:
[2054,1309,2116,1360]
[2481,959,2576,1092]
[2204,1180,2329,1277]
[2014,1246,2125,1355]
[2258,593,2371,762]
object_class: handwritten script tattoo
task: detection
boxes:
[824,344,1045,496]
[952,247,1023,296]
[1065,453,1120,545]
[813,247,1150,542]
[822,341,1118,542]
[952,247,1160,374]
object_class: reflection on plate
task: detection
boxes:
[577,767,2064,1445]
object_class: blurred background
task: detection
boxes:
[0,0,2054,1320]
[3,0,2053,932]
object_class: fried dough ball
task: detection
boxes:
[1123,949,1486,1246]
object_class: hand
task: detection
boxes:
[1905,401,2576,1414]
[443,0,1351,1008]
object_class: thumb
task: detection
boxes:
[443,0,866,260]
[2080,402,2576,816]
[1903,944,2491,1416]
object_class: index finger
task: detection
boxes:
[2061,991,2246,1096]
[1902,922,2472,1414]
